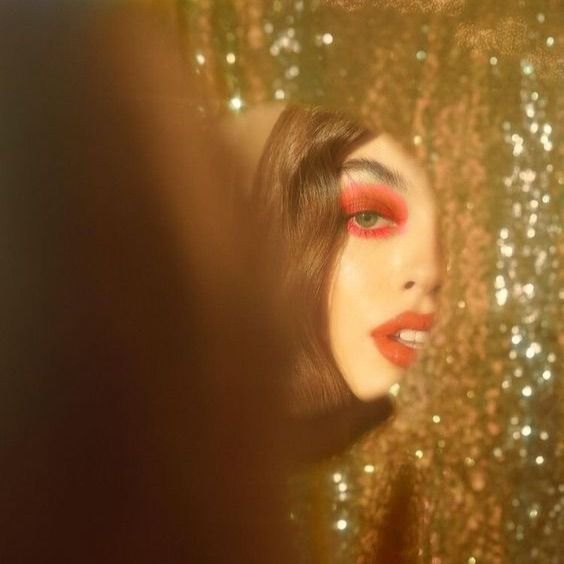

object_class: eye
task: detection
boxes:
[352,211,385,229]
[346,210,397,239]
[340,184,407,239]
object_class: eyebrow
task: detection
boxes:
[340,158,410,192]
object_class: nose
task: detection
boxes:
[400,221,441,298]
[403,276,441,294]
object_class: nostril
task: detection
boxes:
[403,280,415,290]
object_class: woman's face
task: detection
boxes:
[327,134,440,400]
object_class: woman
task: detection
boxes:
[254,105,441,418]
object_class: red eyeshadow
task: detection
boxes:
[340,183,408,238]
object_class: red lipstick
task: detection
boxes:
[370,312,434,368]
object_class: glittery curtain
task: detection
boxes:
[178,1,562,562]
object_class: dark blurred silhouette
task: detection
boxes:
[0,4,291,563]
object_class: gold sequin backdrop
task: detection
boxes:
[178,1,562,562]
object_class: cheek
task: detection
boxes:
[326,239,405,399]
[326,235,412,344]
[327,240,390,351]
[329,238,393,304]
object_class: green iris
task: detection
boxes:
[354,212,381,228]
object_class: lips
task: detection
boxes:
[370,311,434,368]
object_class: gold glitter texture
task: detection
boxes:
[181,0,562,562]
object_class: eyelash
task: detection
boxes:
[346,211,397,239]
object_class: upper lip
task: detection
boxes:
[371,311,435,337]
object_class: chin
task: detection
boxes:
[347,370,401,402]
[333,343,405,402]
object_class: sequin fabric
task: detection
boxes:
[180,1,562,561]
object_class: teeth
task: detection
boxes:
[415,331,428,344]
[395,330,428,347]
[398,329,416,342]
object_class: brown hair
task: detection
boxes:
[254,105,374,415]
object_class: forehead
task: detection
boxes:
[343,134,431,195]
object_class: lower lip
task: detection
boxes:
[371,333,418,368]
